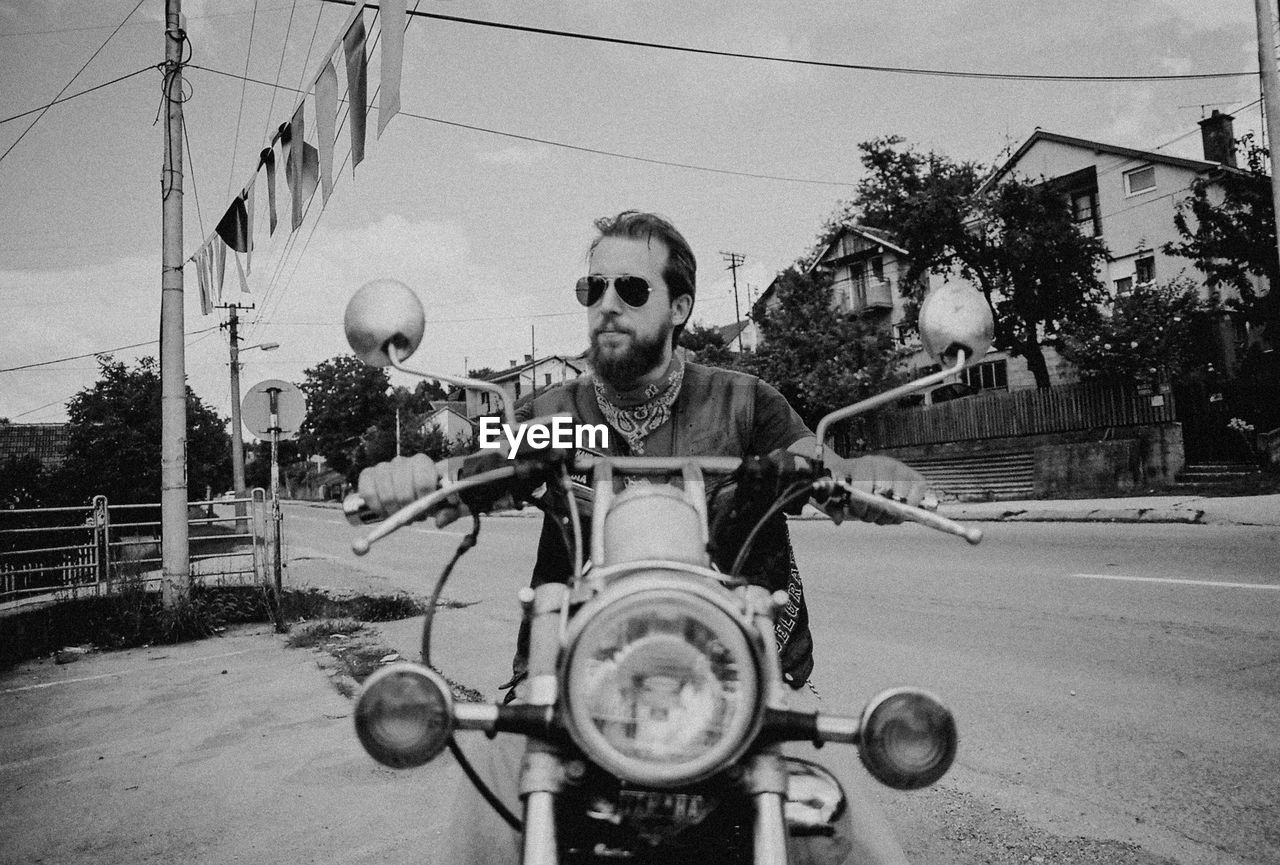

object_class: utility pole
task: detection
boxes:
[720,251,746,352]
[159,0,188,608]
[1253,0,1280,274]
[530,324,537,399]
[219,303,254,524]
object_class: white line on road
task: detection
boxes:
[0,648,261,694]
[1071,573,1280,591]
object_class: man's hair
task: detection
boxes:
[590,211,696,347]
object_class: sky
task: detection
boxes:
[0,0,1270,435]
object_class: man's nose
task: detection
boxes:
[597,280,627,314]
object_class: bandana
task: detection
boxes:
[593,357,685,455]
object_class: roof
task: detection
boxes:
[979,129,1232,194]
[485,354,586,383]
[809,223,909,273]
[717,320,751,345]
[428,400,467,415]
[0,423,71,469]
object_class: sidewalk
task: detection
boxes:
[295,491,1280,529]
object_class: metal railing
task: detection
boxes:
[0,490,276,608]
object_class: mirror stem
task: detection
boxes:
[388,344,517,429]
[813,350,967,466]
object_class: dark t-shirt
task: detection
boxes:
[510,362,816,687]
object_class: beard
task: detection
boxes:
[588,324,670,388]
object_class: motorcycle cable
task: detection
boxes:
[416,513,525,832]
[727,481,819,580]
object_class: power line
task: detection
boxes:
[0,4,297,40]
[0,65,159,126]
[226,0,262,202]
[185,64,860,187]
[0,327,220,374]
[317,0,1256,83]
[0,0,147,165]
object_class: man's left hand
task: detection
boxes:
[824,454,929,525]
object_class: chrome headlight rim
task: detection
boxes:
[857,686,957,790]
[354,662,455,769]
[559,572,766,787]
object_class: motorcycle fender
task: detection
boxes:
[783,757,854,865]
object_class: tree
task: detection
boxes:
[678,321,742,369]
[1058,277,1215,387]
[297,355,393,478]
[58,356,231,504]
[841,136,1110,388]
[0,454,51,509]
[1165,134,1279,339]
[744,267,907,430]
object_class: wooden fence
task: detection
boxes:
[865,381,1176,449]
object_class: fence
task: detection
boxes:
[0,490,276,607]
[864,380,1177,450]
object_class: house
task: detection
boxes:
[420,400,474,443]
[0,422,71,470]
[464,354,588,418]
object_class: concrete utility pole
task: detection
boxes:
[219,303,257,527]
[159,0,188,607]
[720,251,746,352]
[1254,0,1280,273]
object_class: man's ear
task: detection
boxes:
[671,293,693,328]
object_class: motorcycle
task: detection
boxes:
[339,279,994,864]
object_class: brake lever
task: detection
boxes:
[821,479,982,545]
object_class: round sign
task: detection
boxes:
[242,379,306,440]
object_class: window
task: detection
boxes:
[545,373,552,386]
[869,256,884,282]
[1124,165,1156,196]
[894,322,917,346]
[1071,190,1099,236]
[514,381,522,399]
[960,359,1008,391]
[1135,256,1155,285]
[1114,276,1133,295]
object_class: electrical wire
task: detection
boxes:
[0,65,160,126]
[316,0,1257,83]
[0,327,220,374]
[182,115,208,241]
[263,0,299,141]
[0,0,148,165]
[226,0,262,202]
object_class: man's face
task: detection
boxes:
[585,236,690,387]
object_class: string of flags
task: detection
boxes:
[192,0,407,315]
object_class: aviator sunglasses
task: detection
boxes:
[575,274,653,308]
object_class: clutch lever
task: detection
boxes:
[824,480,983,545]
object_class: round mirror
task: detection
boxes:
[917,283,994,368]
[344,279,426,367]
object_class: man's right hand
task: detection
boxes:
[357,454,442,520]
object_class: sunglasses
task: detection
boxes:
[575,274,653,308]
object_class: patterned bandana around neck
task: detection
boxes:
[593,356,685,455]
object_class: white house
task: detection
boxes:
[464,354,588,418]
[420,401,474,443]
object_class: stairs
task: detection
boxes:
[905,452,1035,502]
[1174,462,1262,492]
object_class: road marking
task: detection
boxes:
[1071,573,1280,591]
[0,648,260,694]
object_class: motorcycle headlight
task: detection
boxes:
[354,664,454,769]
[858,688,957,790]
[561,583,763,787]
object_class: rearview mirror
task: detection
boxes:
[917,284,993,368]
[344,279,426,367]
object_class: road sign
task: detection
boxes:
[242,379,305,440]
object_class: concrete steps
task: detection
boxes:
[905,452,1035,502]
[1174,462,1262,491]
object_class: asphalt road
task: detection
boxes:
[285,503,1280,864]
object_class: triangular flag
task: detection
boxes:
[281,115,301,230]
[378,0,405,137]
[234,250,251,295]
[195,246,213,316]
[261,147,277,235]
[244,179,255,275]
[343,12,368,170]
[215,194,251,253]
[315,58,338,204]
[215,237,227,299]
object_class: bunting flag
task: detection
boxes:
[315,59,338,204]
[214,236,227,299]
[284,108,321,230]
[260,147,277,235]
[215,194,251,253]
[343,12,368,170]
[243,177,255,274]
[195,245,213,316]
[233,249,252,295]
[378,0,405,137]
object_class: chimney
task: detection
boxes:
[509,359,517,367]
[524,354,533,362]
[1198,109,1236,167]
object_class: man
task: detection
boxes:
[359,210,923,864]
